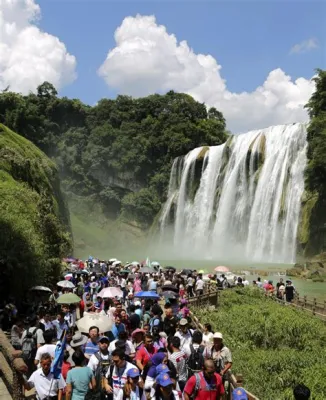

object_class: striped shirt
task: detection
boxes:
[169,350,188,382]
[84,339,99,358]
[105,361,135,400]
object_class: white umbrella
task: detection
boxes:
[151,261,160,267]
[109,258,117,262]
[98,287,123,298]
[214,266,230,273]
[30,286,52,293]
[57,280,75,288]
[76,311,113,333]
[112,260,122,266]
[131,261,139,266]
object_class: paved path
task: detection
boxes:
[0,378,12,400]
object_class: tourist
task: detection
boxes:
[163,308,178,336]
[152,372,181,400]
[118,367,146,400]
[202,323,214,346]
[285,280,295,302]
[183,359,224,400]
[203,332,232,377]
[34,330,56,368]
[23,352,66,399]
[174,318,194,353]
[195,274,205,296]
[135,333,157,371]
[168,336,188,391]
[52,312,69,340]
[84,326,100,359]
[66,349,96,400]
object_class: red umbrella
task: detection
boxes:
[214,266,229,273]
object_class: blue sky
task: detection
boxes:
[38,0,325,105]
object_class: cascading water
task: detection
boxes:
[159,123,307,263]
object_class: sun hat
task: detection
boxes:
[156,364,170,374]
[213,332,223,339]
[127,368,140,378]
[232,387,248,400]
[132,328,145,337]
[179,318,188,326]
[156,373,173,387]
[70,331,88,347]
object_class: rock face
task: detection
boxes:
[0,124,72,301]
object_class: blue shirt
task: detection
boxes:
[83,339,99,357]
[111,323,126,339]
[52,320,68,340]
[66,367,93,400]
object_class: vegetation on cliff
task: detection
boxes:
[0,124,72,301]
[195,288,326,399]
[301,69,326,256]
[0,84,228,228]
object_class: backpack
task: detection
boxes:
[21,328,38,361]
[94,352,111,391]
[151,317,163,333]
[187,344,205,377]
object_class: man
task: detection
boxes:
[61,305,74,328]
[163,308,178,336]
[203,332,232,377]
[135,333,157,371]
[110,316,126,340]
[88,336,111,399]
[168,336,188,391]
[39,313,55,332]
[52,312,69,340]
[34,330,56,368]
[129,305,141,331]
[195,275,205,296]
[174,319,194,353]
[21,315,45,374]
[23,353,66,400]
[183,359,224,400]
[108,331,136,359]
[84,326,100,359]
[104,348,135,400]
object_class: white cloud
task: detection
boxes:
[98,15,315,133]
[290,38,319,54]
[0,0,77,94]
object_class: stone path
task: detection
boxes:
[0,378,12,400]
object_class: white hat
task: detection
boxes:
[213,332,223,339]
[179,318,188,326]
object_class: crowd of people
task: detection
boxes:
[0,258,309,400]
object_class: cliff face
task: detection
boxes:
[0,124,72,300]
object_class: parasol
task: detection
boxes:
[134,291,160,299]
[214,266,229,273]
[57,280,75,288]
[162,291,179,299]
[56,293,81,304]
[97,287,123,298]
[76,311,113,333]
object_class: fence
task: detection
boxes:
[0,330,27,399]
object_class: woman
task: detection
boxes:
[66,349,96,400]
[144,353,167,390]
[117,367,146,400]
[152,373,180,400]
[202,323,214,346]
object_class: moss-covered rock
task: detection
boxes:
[297,190,319,249]
[196,146,209,161]
[0,124,72,301]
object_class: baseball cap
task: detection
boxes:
[179,318,188,326]
[127,368,140,378]
[98,336,110,343]
[213,332,223,339]
[156,373,173,387]
[232,387,248,400]
[156,364,170,375]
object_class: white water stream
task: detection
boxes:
[159,123,307,263]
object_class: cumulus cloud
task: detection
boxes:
[0,0,77,94]
[98,15,315,133]
[290,38,319,54]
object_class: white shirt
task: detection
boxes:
[202,332,214,346]
[28,369,65,399]
[196,279,204,290]
[21,327,45,346]
[116,386,146,400]
[174,330,194,352]
[105,361,135,400]
[109,339,135,355]
[88,352,110,372]
[40,320,55,331]
[119,278,126,288]
[35,344,56,367]
[187,277,194,287]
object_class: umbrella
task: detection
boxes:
[214,266,229,273]
[98,287,123,298]
[93,259,99,264]
[74,269,89,275]
[131,261,139,266]
[120,270,130,274]
[112,260,122,266]
[162,291,179,299]
[139,266,154,274]
[198,269,205,274]
[134,291,160,299]
[76,311,113,333]
[30,286,52,293]
[161,285,179,293]
[57,280,75,288]
[164,266,176,272]
[56,293,81,304]
[109,258,117,263]
[151,261,160,267]
[180,269,194,276]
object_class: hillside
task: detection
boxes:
[0,124,72,301]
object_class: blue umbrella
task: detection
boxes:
[135,291,160,299]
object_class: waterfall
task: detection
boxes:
[159,123,307,263]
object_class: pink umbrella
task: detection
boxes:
[214,266,229,273]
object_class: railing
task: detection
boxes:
[0,330,27,399]
[189,297,259,400]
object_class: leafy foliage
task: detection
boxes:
[302,69,326,255]
[0,84,228,227]
[195,288,326,399]
[0,124,72,301]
